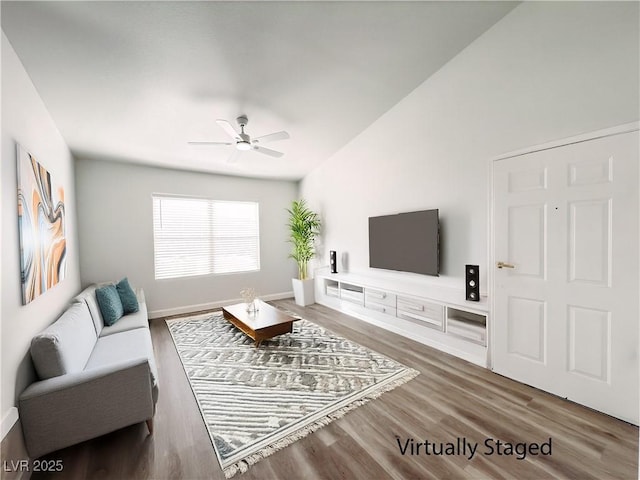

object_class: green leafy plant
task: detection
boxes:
[287,199,321,280]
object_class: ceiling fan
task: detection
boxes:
[188,115,289,162]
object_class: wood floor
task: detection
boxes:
[30,299,638,479]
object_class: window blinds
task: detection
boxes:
[152,195,260,279]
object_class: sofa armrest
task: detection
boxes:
[19,358,155,459]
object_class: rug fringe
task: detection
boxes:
[222,367,419,479]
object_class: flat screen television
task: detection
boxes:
[368,209,439,276]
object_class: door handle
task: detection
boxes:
[497,261,515,269]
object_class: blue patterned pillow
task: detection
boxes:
[116,277,139,314]
[95,284,124,326]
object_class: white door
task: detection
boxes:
[492,127,639,424]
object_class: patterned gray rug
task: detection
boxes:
[166,311,419,478]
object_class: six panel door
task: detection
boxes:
[492,129,639,424]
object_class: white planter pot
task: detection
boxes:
[292,278,315,306]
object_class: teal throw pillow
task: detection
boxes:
[116,277,139,314]
[95,284,124,326]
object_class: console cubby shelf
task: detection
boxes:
[446,308,487,346]
[314,270,489,367]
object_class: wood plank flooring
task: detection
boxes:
[29,299,638,479]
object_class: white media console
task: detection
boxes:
[314,269,489,367]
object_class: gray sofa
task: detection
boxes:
[19,284,158,459]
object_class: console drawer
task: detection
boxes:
[397,296,444,330]
[364,288,396,307]
[364,301,396,316]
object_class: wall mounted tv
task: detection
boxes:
[368,209,439,276]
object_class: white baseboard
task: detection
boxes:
[1,407,19,441]
[148,291,294,319]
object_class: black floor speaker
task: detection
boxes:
[465,265,480,301]
[330,251,337,274]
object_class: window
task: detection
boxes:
[152,195,260,280]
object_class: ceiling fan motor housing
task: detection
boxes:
[237,128,252,150]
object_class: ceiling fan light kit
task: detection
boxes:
[189,115,290,161]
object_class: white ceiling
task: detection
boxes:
[2,1,517,180]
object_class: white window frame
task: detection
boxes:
[152,194,260,280]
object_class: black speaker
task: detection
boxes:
[330,251,338,274]
[465,265,479,301]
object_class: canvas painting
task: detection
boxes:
[16,144,67,304]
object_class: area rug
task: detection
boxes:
[166,311,419,478]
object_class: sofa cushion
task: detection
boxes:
[96,285,124,326]
[100,309,148,336]
[85,328,159,403]
[30,302,97,380]
[100,288,148,337]
[116,277,139,314]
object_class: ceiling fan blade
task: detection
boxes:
[187,141,233,146]
[252,131,290,144]
[216,119,241,140]
[227,149,242,163]
[253,145,284,158]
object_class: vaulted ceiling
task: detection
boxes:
[2,1,517,179]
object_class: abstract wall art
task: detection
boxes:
[16,144,67,304]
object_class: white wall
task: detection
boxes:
[301,1,639,294]
[1,33,81,425]
[75,158,298,316]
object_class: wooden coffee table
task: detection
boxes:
[222,300,299,346]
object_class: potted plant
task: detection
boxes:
[287,199,321,306]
